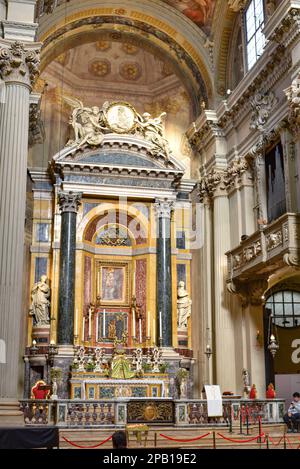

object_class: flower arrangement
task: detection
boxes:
[50,367,62,383]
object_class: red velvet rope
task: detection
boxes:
[216,432,265,444]
[159,432,211,443]
[268,435,283,447]
[62,434,112,449]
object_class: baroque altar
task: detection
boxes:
[25,99,195,401]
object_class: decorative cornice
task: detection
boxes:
[57,191,82,213]
[0,41,40,88]
[267,5,300,48]
[186,110,224,150]
[250,92,279,132]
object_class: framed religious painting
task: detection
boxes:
[96,260,130,306]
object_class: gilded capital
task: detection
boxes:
[153,199,174,219]
[0,41,40,88]
[58,191,82,214]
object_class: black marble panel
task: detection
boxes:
[157,217,172,347]
[57,211,77,345]
[72,151,161,168]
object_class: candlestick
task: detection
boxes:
[132,308,136,338]
[96,313,99,342]
[153,318,156,345]
[132,271,136,296]
[74,308,78,337]
[103,309,106,338]
[139,318,142,344]
[82,316,85,342]
[159,310,162,341]
[88,306,92,337]
[147,311,151,338]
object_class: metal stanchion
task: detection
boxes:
[246,414,249,435]
[212,431,216,449]
[266,434,269,449]
[239,412,243,434]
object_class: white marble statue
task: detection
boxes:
[135,111,171,161]
[29,275,50,326]
[64,97,106,149]
[177,281,192,329]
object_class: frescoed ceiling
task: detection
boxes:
[163,0,216,33]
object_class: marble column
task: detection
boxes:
[0,41,40,399]
[154,199,173,347]
[212,176,237,392]
[57,191,82,345]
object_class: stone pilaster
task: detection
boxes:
[200,169,236,391]
[154,199,174,348]
[57,191,82,345]
[0,40,40,400]
[228,279,268,397]
[213,188,236,391]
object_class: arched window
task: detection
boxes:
[266,291,300,328]
[244,0,265,70]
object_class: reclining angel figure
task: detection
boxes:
[135,111,172,162]
[63,96,106,149]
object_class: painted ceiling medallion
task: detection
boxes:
[95,40,111,52]
[120,62,141,81]
[105,102,136,134]
[89,60,111,78]
[122,43,139,55]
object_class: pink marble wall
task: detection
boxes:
[136,259,147,338]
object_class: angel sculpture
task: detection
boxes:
[63,96,107,149]
[135,111,172,162]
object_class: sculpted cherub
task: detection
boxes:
[135,111,172,162]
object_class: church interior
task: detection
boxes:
[0,0,300,449]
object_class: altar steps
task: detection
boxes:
[0,401,24,425]
[59,424,299,449]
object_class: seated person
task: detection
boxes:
[283,392,300,433]
[112,430,127,449]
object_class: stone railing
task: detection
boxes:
[175,399,285,426]
[19,398,285,427]
[226,213,300,281]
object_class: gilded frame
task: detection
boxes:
[96,260,130,306]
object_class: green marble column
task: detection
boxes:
[57,191,82,345]
[155,199,174,347]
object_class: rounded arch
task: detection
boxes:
[37,0,214,109]
[77,202,151,244]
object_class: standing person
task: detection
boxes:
[112,431,127,449]
[283,392,300,433]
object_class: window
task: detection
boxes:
[266,291,300,328]
[265,142,286,222]
[245,0,265,70]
